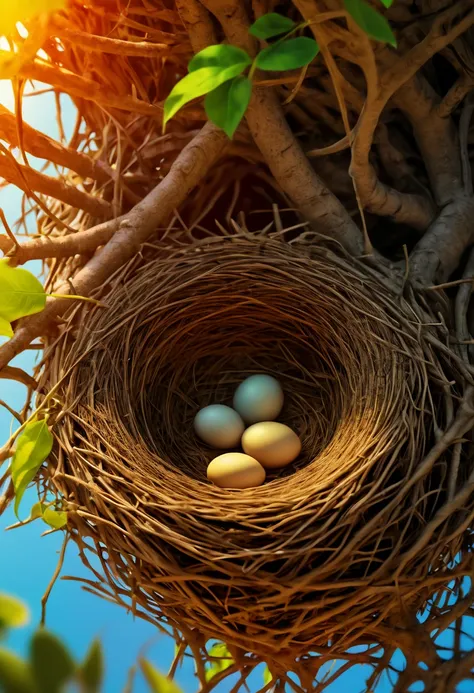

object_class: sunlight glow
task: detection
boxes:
[16,22,28,39]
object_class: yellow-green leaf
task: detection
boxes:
[344,0,396,46]
[79,639,104,693]
[30,629,75,693]
[11,419,53,517]
[140,659,183,693]
[255,37,319,71]
[163,63,250,128]
[188,44,251,73]
[0,259,46,323]
[249,13,296,40]
[263,665,272,685]
[0,594,29,629]
[42,508,67,529]
[0,0,65,36]
[205,642,233,682]
[0,316,13,338]
[0,649,36,693]
[204,75,252,139]
[29,501,45,520]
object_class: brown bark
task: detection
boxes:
[0,154,113,219]
[0,122,228,370]
[201,0,364,255]
[0,106,112,187]
[410,196,474,285]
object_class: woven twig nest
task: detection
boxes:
[42,233,473,661]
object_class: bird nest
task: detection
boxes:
[41,232,474,662]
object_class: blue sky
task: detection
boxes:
[0,78,194,693]
[0,77,465,693]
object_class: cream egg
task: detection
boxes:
[194,404,245,449]
[233,374,284,424]
[207,452,266,489]
[242,421,301,469]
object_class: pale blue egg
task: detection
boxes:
[233,374,284,424]
[194,404,245,448]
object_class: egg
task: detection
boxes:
[242,422,301,469]
[194,404,245,448]
[233,374,284,424]
[207,453,266,489]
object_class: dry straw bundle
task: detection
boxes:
[40,232,474,674]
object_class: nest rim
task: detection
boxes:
[40,232,473,660]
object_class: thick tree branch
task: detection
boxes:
[0,218,122,263]
[410,196,474,285]
[200,0,364,255]
[17,59,163,118]
[380,1,474,95]
[296,1,435,230]
[0,366,37,390]
[389,73,462,206]
[176,0,218,51]
[0,122,228,370]
[437,73,474,118]
[0,153,113,219]
[0,106,112,187]
[54,24,177,57]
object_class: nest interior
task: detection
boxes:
[43,234,471,659]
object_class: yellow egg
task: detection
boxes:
[242,422,301,469]
[194,404,245,449]
[207,453,266,489]
[233,374,284,424]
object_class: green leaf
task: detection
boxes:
[79,639,104,693]
[255,37,319,71]
[0,259,46,323]
[0,316,13,337]
[249,13,296,40]
[263,665,273,685]
[379,0,393,6]
[0,594,29,630]
[30,629,75,693]
[188,44,251,72]
[205,642,233,682]
[0,649,36,693]
[29,502,46,520]
[205,75,252,139]
[12,419,53,518]
[344,0,397,46]
[139,659,183,693]
[163,64,251,128]
[42,508,68,529]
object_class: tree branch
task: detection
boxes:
[175,0,218,52]
[410,196,474,285]
[0,366,37,390]
[201,0,364,255]
[0,106,112,187]
[0,152,113,219]
[297,1,435,230]
[17,59,163,119]
[54,24,178,58]
[437,73,474,118]
[0,218,122,263]
[0,122,228,370]
[390,73,462,206]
